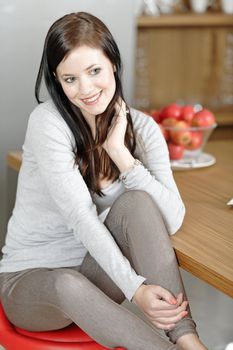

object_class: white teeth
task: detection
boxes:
[83,92,101,103]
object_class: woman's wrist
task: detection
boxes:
[107,146,135,173]
[132,284,147,305]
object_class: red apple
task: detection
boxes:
[180,105,195,123]
[172,120,189,129]
[167,143,184,160]
[160,103,182,121]
[170,121,192,145]
[150,109,162,123]
[158,123,169,140]
[191,109,216,127]
[185,131,203,150]
[161,118,178,127]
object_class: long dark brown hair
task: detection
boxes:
[35,12,136,195]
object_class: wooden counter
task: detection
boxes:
[172,140,233,297]
[6,141,233,297]
[7,151,22,172]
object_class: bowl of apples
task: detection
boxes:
[150,103,217,169]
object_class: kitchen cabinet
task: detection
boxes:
[135,14,233,139]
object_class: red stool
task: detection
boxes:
[0,303,126,350]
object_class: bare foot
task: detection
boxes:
[176,333,208,350]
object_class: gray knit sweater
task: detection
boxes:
[0,100,185,300]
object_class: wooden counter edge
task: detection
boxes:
[7,152,22,172]
[172,245,233,298]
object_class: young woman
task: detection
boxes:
[0,12,207,350]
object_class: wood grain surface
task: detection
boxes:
[172,140,233,297]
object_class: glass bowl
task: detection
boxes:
[162,123,217,164]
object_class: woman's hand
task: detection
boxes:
[102,98,128,156]
[132,284,188,331]
[102,98,136,173]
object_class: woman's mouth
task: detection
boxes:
[81,91,102,106]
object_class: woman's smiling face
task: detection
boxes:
[56,45,116,120]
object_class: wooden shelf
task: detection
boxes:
[215,111,233,126]
[137,13,233,28]
[135,13,233,140]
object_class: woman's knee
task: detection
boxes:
[118,190,153,207]
[110,190,165,227]
[105,190,171,257]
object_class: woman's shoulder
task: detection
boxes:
[29,100,71,131]
[129,107,160,135]
[30,99,62,122]
[129,107,167,152]
[27,100,74,143]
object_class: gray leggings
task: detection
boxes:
[0,191,197,350]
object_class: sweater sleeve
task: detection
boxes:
[119,110,185,235]
[27,107,145,301]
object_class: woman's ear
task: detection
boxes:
[113,65,116,73]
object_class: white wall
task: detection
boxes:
[0,0,137,247]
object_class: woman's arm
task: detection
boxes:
[120,116,185,234]
[27,105,145,301]
[104,105,185,235]
[102,104,188,327]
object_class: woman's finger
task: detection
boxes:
[153,322,176,330]
[156,310,188,325]
[175,292,183,306]
[153,301,188,318]
[114,97,128,117]
[154,285,177,305]
[150,299,182,311]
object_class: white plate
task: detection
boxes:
[171,152,216,170]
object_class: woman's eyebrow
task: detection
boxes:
[85,64,97,71]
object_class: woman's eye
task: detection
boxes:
[64,77,76,83]
[90,68,101,76]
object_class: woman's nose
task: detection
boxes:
[79,77,93,96]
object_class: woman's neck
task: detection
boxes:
[82,111,96,138]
